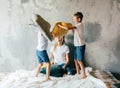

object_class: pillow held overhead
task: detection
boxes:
[51,22,73,37]
[35,14,52,41]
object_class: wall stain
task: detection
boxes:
[84,22,102,43]
[89,0,96,7]
[113,35,120,60]
[116,0,120,3]
[113,0,120,12]
[77,0,79,3]
[110,29,120,73]
[113,25,120,61]
[69,0,73,2]
[117,0,120,12]
[21,0,29,3]
[112,0,120,12]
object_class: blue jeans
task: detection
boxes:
[36,50,50,63]
[58,63,73,75]
[74,45,86,61]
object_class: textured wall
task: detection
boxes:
[0,0,120,73]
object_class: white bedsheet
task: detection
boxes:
[0,68,107,88]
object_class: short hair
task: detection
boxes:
[74,12,83,21]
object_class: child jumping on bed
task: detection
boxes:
[58,12,87,78]
[35,30,51,81]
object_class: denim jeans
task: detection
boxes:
[58,63,73,75]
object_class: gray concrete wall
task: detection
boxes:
[0,0,120,73]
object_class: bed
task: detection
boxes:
[0,67,119,88]
[90,69,120,88]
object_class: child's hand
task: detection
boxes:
[62,65,66,70]
[65,27,69,30]
[50,32,55,40]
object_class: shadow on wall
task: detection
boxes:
[110,33,120,73]
[84,22,102,43]
[21,0,29,3]
[65,34,75,68]
[114,0,120,12]
[114,34,120,60]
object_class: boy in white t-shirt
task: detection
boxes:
[58,12,87,78]
[49,36,73,75]
[35,30,51,81]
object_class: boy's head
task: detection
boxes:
[73,12,83,23]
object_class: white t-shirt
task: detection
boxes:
[74,22,85,46]
[36,31,48,51]
[50,44,69,65]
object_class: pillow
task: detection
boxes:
[35,14,52,41]
[51,22,73,37]
[40,64,64,77]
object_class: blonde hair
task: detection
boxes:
[53,36,65,52]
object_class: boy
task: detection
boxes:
[59,12,87,78]
[35,30,51,81]
[34,14,52,81]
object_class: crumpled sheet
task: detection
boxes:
[0,67,107,88]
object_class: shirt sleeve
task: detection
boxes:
[65,45,69,54]
[75,23,83,31]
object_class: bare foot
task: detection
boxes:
[41,78,51,83]
[75,73,80,76]
[46,77,51,81]
[35,74,38,77]
[82,75,87,79]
